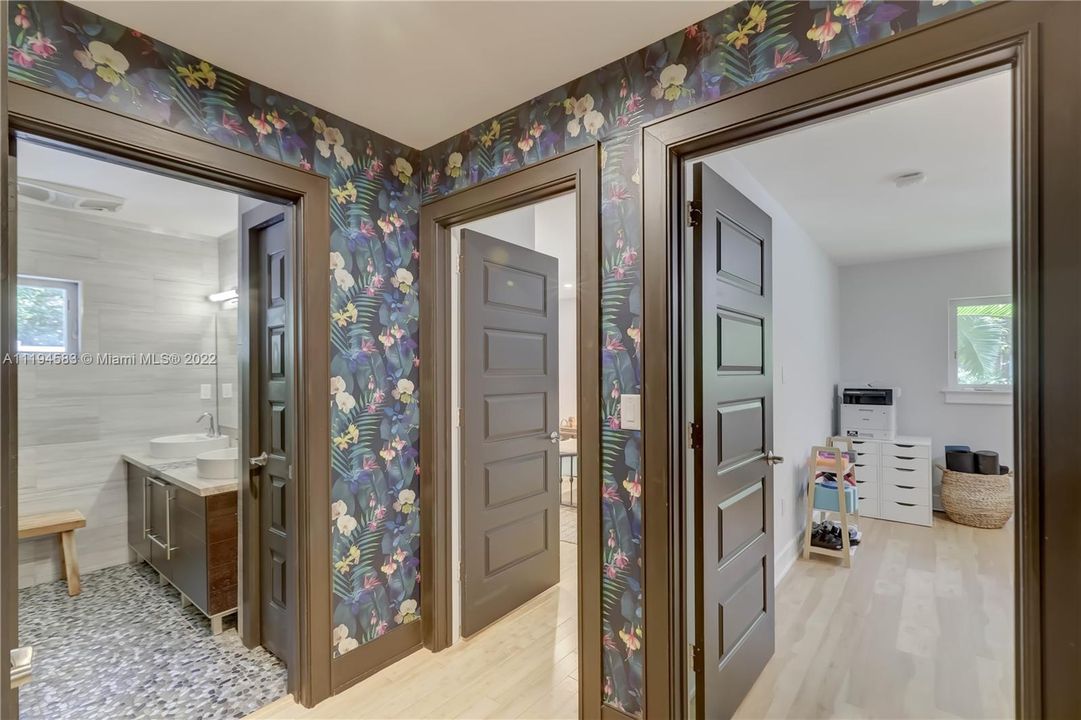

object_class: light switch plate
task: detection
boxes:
[221,383,233,399]
[621,394,642,430]
[200,384,212,400]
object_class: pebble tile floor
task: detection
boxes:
[18,562,287,720]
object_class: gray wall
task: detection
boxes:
[215,229,239,433]
[17,203,223,587]
[838,247,1013,506]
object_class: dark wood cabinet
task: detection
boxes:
[125,460,238,631]
[125,465,150,559]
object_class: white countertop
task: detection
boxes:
[122,453,238,497]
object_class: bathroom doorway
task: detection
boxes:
[7,136,289,719]
[1,85,333,718]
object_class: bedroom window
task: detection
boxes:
[16,275,80,353]
[948,295,1013,390]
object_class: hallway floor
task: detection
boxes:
[734,514,1014,719]
[19,562,287,720]
[250,540,579,720]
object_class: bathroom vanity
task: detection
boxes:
[124,454,238,634]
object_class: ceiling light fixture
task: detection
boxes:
[893,171,926,188]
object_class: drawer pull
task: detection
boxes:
[894,455,915,460]
[895,501,917,507]
[895,443,915,448]
[895,485,916,490]
[892,467,915,472]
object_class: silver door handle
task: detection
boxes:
[765,450,784,465]
[249,452,268,468]
[549,431,560,444]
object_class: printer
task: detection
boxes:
[838,385,899,440]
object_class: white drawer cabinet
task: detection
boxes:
[881,441,930,459]
[834,435,932,527]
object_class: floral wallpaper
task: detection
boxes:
[420,1,976,714]
[8,0,977,709]
[7,1,422,659]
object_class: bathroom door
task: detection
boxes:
[242,203,294,663]
[691,163,776,719]
[459,228,561,637]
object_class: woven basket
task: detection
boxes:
[937,465,1014,529]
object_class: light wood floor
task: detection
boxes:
[735,514,1014,719]
[248,514,1012,720]
[249,541,579,720]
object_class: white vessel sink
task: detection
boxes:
[196,447,239,479]
[149,433,229,459]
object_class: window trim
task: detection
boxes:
[945,293,1013,403]
[16,274,81,354]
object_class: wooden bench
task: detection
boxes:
[18,510,86,596]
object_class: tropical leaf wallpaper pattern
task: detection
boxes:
[7,1,423,659]
[8,0,975,711]
[419,1,975,714]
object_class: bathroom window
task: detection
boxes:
[948,295,1013,390]
[16,275,80,353]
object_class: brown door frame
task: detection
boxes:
[641,2,1080,717]
[2,83,334,708]
[1,4,15,717]
[419,145,602,718]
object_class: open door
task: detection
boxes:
[691,163,777,719]
[459,228,560,637]
[240,203,295,665]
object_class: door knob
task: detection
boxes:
[549,431,560,444]
[249,451,268,468]
[765,450,784,465]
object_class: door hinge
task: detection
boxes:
[459,561,465,582]
[456,407,463,427]
[687,421,702,450]
[456,253,463,273]
[686,199,702,228]
[691,644,703,673]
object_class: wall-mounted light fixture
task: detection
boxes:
[208,288,238,303]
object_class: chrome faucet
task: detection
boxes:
[196,412,218,438]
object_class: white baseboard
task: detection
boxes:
[774,531,801,586]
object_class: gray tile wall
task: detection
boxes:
[17,203,233,588]
[215,229,239,433]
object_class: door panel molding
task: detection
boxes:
[642,3,1081,717]
[3,84,331,708]
[420,146,602,718]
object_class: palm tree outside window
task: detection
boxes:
[948,295,1013,389]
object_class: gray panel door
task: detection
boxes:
[693,163,774,719]
[460,228,560,637]
[247,206,292,662]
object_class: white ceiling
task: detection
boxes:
[17,140,240,238]
[72,1,734,149]
[713,70,1012,266]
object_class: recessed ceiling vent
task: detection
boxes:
[17,178,125,213]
